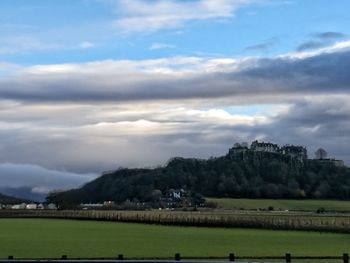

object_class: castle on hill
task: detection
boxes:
[229,140,344,166]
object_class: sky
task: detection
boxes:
[1,0,350,195]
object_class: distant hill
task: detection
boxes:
[0,187,46,202]
[0,193,30,204]
[47,144,350,207]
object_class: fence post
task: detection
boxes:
[285,253,291,263]
[343,253,349,263]
[175,253,181,261]
[229,253,235,262]
[118,254,124,260]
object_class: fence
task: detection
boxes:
[0,253,349,263]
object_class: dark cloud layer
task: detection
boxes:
[0,45,350,103]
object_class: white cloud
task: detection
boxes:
[79,41,95,49]
[283,39,350,59]
[0,36,61,54]
[149,42,176,50]
[112,0,255,33]
[19,56,241,76]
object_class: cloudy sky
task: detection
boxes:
[0,0,350,195]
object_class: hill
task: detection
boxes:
[0,187,47,202]
[47,144,350,207]
[0,193,30,204]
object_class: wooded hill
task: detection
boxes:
[47,146,350,206]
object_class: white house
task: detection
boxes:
[26,203,37,210]
[12,203,26,209]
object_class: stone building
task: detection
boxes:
[250,140,279,153]
[280,145,307,161]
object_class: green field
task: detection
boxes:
[207,198,350,212]
[0,218,349,259]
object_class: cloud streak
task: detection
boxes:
[149,42,176,50]
[79,41,95,49]
[112,0,256,34]
[315,31,345,40]
[297,41,325,52]
[297,31,346,52]
[0,35,62,55]
[244,38,277,52]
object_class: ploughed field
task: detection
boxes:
[0,218,350,259]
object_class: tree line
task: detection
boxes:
[47,148,350,207]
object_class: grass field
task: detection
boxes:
[0,218,350,259]
[207,198,350,212]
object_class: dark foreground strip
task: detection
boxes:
[0,253,349,262]
[0,255,348,263]
[0,261,235,263]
